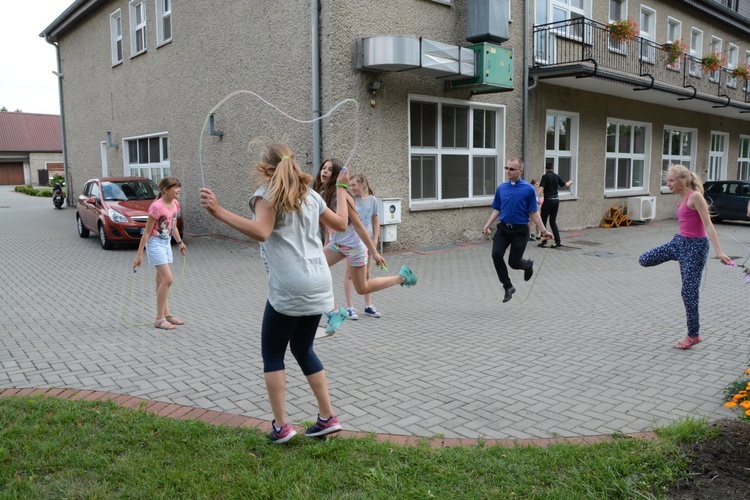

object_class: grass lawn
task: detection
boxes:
[0,395,710,498]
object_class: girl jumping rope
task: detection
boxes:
[313,158,417,322]
[199,143,349,443]
[343,173,382,320]
[639,164,731,350]
[133,176,187,331]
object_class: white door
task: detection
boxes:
[100,141,108,177]
[708,132,728,181]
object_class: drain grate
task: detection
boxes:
[583,250,620,258]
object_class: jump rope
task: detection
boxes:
[122,91,361,326]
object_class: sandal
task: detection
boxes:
[154,318,175,330]
[165,315,185,325]
[537,242,548,248]
[674,336,701,350]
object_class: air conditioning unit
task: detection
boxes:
[627,196,656,222]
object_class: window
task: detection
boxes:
[639,7,655,63]
[720,0,739,12]
[689,28,703,77]
[609,0,626,20]
[156,0,172,46]
[409,97,504,204]
[709,36,722,82]
[738,136,750,180]
[545,111,578,196]
[550,0,590,40]
[110,10,123,66]
[661,126,697,188]
[708,132,729,181]
[666,17,682,71]
[129,0,147,56]
[126,134,170,182]
[608,0,628,53]
[605,119,650,192]
[727,44,739,88]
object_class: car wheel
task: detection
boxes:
[99,223,114,249]
[77,214,90,238]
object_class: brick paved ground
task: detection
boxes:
[2,187,749,441]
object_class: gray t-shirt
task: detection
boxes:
[355,195,379,238]
[249,187,333,316]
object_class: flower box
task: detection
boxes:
[606,17,639,43]
[662,39,688,65]
[701,52,726,73]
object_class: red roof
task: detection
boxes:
[0,112,62,152]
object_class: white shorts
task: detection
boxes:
[146,236,173,267]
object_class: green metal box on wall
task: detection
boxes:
[449,43,513,93]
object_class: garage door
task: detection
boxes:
[0,162,24,185]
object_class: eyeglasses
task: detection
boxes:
[504,167,518,171]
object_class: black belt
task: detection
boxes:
[498,221,526,230]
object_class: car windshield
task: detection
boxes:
[102,180,160,201]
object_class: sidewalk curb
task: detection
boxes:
[0,387,658,448]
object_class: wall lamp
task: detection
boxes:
[368,80,382,96]
[209,113,224,137]
[106,131,118,149]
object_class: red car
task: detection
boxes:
[76,177,184,249]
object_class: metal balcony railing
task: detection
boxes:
[532,18,750,108]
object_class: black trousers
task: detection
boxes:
[491,224,532,289]
[540,198,561,245]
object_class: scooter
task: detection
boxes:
[52,182,64,209]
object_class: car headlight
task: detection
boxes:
[107,208,129,223]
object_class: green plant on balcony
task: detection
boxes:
[701,52,726,73]
[606,17,639,43]
[731,63,749,80]
[662,39,688,65]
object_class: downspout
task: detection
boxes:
[46,37,70,206]
[312,0,321,174]
[522,0,530,174]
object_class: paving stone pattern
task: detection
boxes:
[1,188,749,440]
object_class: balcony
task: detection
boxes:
[531,18,750,119]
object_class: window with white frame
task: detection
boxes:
[639,6,655,63]
[666,17,682,71]
[110,10,122,66]
[545,111,578,196]
[609,0,626,20]
[727,44,739,88]
[156,0,172,46]
[709,36,722,82]
[738,136,750,180]
[605,119,649,191]
[689,28,703,77]
[551,0,591,40]
[708,132,729,181]
[721,0,739,12]
[129,0,147,56]
[608,0,628,53]
[661,126,696,188]
[409,98,504,204]
[126,134,170,182]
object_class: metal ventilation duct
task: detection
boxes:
[357,36,476,80]
[358,35,420,71]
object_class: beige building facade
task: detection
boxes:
[42,0,750,248]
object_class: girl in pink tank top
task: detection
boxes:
[639,165,730,350]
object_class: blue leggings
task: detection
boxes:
[639,235,708,338]
[261,301,324,375]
